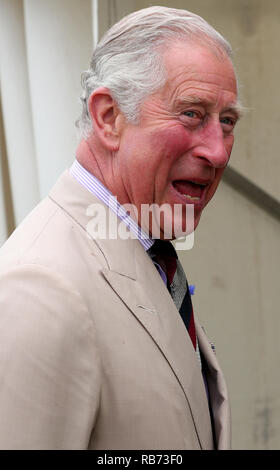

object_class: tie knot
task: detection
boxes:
[148,240,178,287]
[149,239,178,260]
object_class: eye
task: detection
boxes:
[221,117,234,125]
[182,110,201,119]
[183,111,197,118]
[220,116,237,133]
[180,109,203,128]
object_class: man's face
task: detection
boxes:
[114,41,239,238]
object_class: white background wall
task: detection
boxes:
[0,0,93,237]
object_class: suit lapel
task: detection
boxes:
[100,236,214,450]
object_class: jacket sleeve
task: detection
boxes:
[0,264,101,449]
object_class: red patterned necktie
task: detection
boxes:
[148,239,197,350]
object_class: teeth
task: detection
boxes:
[184,194,200,201]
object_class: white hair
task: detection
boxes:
[76,6,233,138]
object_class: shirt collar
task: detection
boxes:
[70,160,154,251]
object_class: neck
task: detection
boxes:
[76,135,131,209]
[76,138,105,183]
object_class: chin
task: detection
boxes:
[142,201,203,240]
[160,212,198,240]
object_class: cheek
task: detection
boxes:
[226,135,234,156]
[150,124,193,160]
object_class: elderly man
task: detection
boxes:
[0,6,240,449]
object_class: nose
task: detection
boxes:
[193,120,232,168]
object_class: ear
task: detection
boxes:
[88,87,124,151]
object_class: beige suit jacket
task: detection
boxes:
[0,170,231,450]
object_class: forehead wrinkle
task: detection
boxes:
[166,76,237,108]
[173,93,240,117]
[171,86,234,110]
[167,66,236,88]
[164,59,237,97]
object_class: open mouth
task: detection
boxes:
[172,180,207,202]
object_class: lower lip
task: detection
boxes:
[169,182,208,210]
